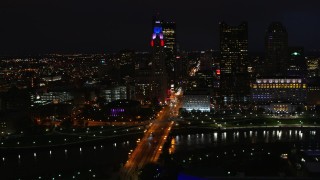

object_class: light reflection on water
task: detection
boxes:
[213,132,218,142]
[172,129,320,152]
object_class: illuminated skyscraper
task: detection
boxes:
[151,19,168,103]
[219,22,249,103]
[151,19,166,74]
[152,19,177,86]
[220,22,248,75]
[135,18,168,104]
[265,22,288,75]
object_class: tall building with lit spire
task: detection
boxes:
[135,17,168,104]
[150,18,168,103]
[151,17,178,88]
[151,19,166,74]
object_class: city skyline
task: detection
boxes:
[1,0,320,54]
[2,2,320,178]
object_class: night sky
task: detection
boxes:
[1,0,320,55]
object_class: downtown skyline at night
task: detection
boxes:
[1,1,320,180]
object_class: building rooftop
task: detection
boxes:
[106,100,140,108]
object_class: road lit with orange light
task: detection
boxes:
[121,93,182,180]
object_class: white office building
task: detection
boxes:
[182,90,211,112]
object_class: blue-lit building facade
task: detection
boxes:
[251,78,307,113]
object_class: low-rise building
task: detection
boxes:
[100,85,135,103]
[251,78,307,104]
[182,89,211,112]
[31,92,73,106]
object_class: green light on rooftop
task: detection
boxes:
[291,52,301,56]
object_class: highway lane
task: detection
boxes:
[121,95,181,179]
[120,93,182,180]
[121,112,171,179]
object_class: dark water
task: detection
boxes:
[0,138,138,179]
